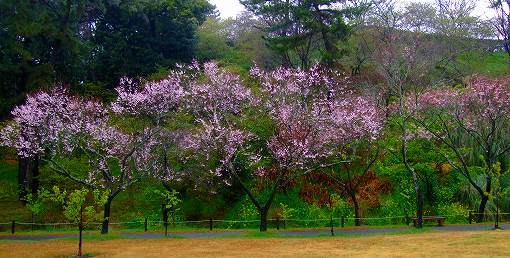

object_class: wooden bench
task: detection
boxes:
[412,216,446,227]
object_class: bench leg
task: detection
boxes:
[437,220,443,227]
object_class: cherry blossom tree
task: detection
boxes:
[261,65,384,227]
[0,88,156,234]
[178,62,256,197]
[182,62,382,231]
[326,140,382,226]
[414,75,510,223]
[258,64,384,231]
[111,62,256,222]
[369,0,439,228]
[111,68,189,189]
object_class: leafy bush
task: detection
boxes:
[225,195,259,228]
[0,181,17,200]
[435,203,469,224]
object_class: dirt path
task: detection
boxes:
[0,224,506,241]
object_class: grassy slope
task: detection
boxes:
[458,50,509,76]
[0,160,155,226]
[0,161,29,222]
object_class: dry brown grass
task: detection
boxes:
[1,230,510,258]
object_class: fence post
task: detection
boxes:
[11,220,15,234]
[468,211,472,224]
[209,218,213,231]
[404,214,410,226]
[283,219,286,230]
[144,218,148,232]
[276,217,280,230]
[341,216,345,228]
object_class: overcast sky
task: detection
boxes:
[207,0,494,19]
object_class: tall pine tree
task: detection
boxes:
[241,0,367,68]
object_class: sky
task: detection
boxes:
[208,0,246,19]
[207,0,494,19]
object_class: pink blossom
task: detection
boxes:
[185,61,257,122]
[1,87,106,158]
[1,87,157,193]
[415,75,510,143]
[256,64,384,171]
[112,73,186,120]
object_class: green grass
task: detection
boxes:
[2,222,472,237]
[0,161,17,183]
[458,50,509,76]
[0,161,29,222]
[1,223,414,235]
[0,161,18,200]
[1,227,435,240]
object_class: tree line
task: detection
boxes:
[2,60,510,233]
[0,0,215,119]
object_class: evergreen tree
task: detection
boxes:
[240,0,367,68]
[90,0,214,87]
[0,0,101,119]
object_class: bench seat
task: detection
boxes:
[411,216,446,227]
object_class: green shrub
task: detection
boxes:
[435,203,469,224]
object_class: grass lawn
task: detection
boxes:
[1,230,509,257]
[457,50,509,76]
[0,223,414,234]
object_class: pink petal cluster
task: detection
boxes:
[182,122,252,175]
[0,88,106,157]
[414,88,461,111]
[255,64,383,170]
[329,96,384,141]
[416,75,510,128]
[80,125,149,186]
[464,76,510,119]
[111,73,186,119]
[186,62,257,121]
[251,63,349,110]
[1,87,157,190]
[267,102,334,169]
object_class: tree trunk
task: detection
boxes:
[415,182,424,229]
[18,156,29,201]
[101,199,113,234]
[477,195,489,223]
[259,208,269,232]
[352,193,361,226]
[171,208,176,228]
[17,156,40,202]
[330,213,334,236]
[476,176,491,223]
[162,204,169,236]
[425,175,433,209]
[495,196,500,229]
[227,163,281,233]
[78,205,84,257]
[30,157,39,196]
[257,181,279,232]
[78,226,83,257]
[320,29,336,67]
